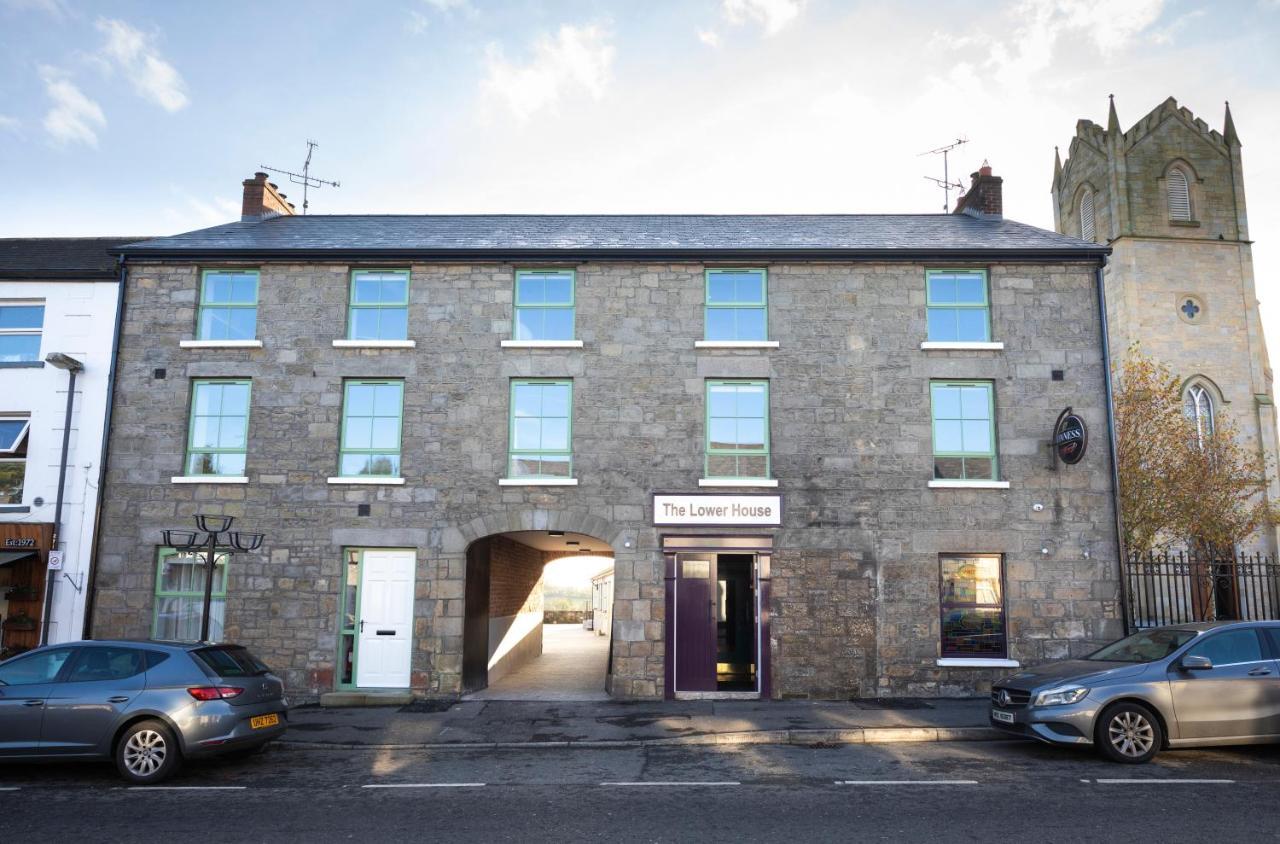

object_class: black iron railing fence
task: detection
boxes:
[1124,551,1280,627]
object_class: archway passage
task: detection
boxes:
[462,530,614,701]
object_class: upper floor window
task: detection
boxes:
[340,380,404,477]
[0,415,30,504]
[509,380,573,479]
[186,380,251,477]
[348,270,409,341]
[197,271,258,341]
[0,302,44,362]
[926,270,990,342]
[705,269,767,342]
[1079,190,1096,241]
[931,381,997,481]
[706,380,770,479]
[514,270,575,341]
[1184,382,1215,447]
[1167,167,1192,221]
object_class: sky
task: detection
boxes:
[1,0,1279,355]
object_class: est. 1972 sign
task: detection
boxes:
[1053,407,1088,465]
[653,494,782,526]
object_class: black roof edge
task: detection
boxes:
[116,246,1111,263]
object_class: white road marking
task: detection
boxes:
[0,787,18,791]
[601,781,740,787]
[362,783,486,789]
[836,780,979,786]
[1093,779,1235,785]
[128,786,248,791]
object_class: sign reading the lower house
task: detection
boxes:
[654,494,782,526]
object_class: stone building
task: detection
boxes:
[89,169,1121,701]
[1052,96,1280,552]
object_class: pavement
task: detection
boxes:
[466,624,611,701]
[286,696,998,748]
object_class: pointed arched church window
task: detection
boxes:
[1079,190,1096,241]
[1168,167,1192,221]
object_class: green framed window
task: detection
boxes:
[337,548,363,688]
[197,270,259,341]
[926,270,990,342]
[706,380,770,478]
[930,381,997,480]
[185,380,251,476]
[705,269,767,342]
[509,380,573,479]
[348,270,409,341]
[153,547,228,642]
[340,380,404,477]
[514,270,575,341]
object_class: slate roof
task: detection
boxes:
[117,214,1107,260]
[0,238,144,280]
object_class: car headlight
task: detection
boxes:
[1034,685,1090,707]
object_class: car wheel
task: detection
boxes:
[115,720,183,785]
[1096,702,1162,764]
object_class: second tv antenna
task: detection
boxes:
[919,137,968,212]
[261,140,341,214]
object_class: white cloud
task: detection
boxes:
[481,23,614,121]
[95,17,189,112]
[39,66,106,147]
[406,9,429,34]
[697,29,721,48]
[1,0,72,19]
[722,0,805,35]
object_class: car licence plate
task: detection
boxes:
[250,713,280,729]
[991,708,1015,724]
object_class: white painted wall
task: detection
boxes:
[0,278,119,644]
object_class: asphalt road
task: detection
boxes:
[2,739,1278,842]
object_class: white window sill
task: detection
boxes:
[919,341,1005,351]
[179,340,264,349]
[937,658,1020,668]
[498,478,579,486]
[698,478,779,487]
[694,341,780,349]
[928,480,1011,489]
[326,476,406,485]
[332,340,416,348]
[171,475,248,484]
[500,340,584,349]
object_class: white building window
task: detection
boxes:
[1079,191,1096,242]
[1184,383,1215,447]
[0,415,31,504]
[1168,167,1192,221]
[0,302,44,363]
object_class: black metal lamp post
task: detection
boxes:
[161,514,263,642]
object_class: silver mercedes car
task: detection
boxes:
[991,621,1280,763]
[0,640,287,784]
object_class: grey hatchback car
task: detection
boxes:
[0,640,287,784]
[991,621,1280,763]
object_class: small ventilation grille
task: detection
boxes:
[1168,168,1191,221]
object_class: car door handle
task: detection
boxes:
[108,696,131,703]
[22,700,43,707]
[1249,667,1272,676]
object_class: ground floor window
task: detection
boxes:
[152,547,228,642]
[338,548,360,687]
[0,415,30,504]
[939,554,1006,658]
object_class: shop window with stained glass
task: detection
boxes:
[152,548,228,642]
[940,554,1006,658]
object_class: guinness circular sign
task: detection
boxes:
[1053,407,1088,465]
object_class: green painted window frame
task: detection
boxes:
[336,547,365,690]
[347,269,411,341]
[513,269,576,341]
[197,269,259,341]
[705,268,768,341]
[705,379,771,479]
[339,380,405,477]
[152,546,229,642]
[925,269,991,342]
[185,379,252,477]
[507,379,573,479]
[930,380,998,480]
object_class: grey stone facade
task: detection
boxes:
[91,254,1123,700]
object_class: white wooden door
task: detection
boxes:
[356,550,416,688]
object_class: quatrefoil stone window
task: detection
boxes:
[1177,294,1206,324]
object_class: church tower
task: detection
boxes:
[1052,96,1279,552]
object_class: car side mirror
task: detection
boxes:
[1180,654,1213,671]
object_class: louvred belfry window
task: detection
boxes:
[1079,190,1096,241]
[1168,168,1191,221]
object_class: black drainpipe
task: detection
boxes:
[80,255,128,639]
[1096,259,1132,634]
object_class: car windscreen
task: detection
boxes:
[193,646,271,678]
[1086,628,1198,663]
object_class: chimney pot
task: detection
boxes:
[952,161,1003,219]
[242,171,297,222]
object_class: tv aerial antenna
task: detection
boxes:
[919,137,968,212]
[260,140,341,214]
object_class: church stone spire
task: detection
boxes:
[1224,100,1240,147]
[1107,94,1120,136]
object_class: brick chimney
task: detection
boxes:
[952,161,1003,219]
[241,172,296,221]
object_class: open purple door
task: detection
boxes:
[675,556,717,692]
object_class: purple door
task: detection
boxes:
[675,556,717,692]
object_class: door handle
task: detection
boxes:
[360,620,366,633]
[22,700,43,707]
[108,696,131,703]
[1249,667,1272,676]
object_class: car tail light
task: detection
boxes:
[187,686,244,701]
